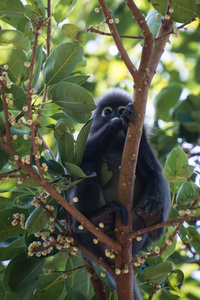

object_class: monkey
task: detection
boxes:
[68,89,171,299]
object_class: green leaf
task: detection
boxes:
[163,146,194,183]
[152,227,177,261]
[6,84,27,110]
[155,82,182,121]
[0,207,28,243]
[14,194,35,209]
[61,24,81,42]
[58,132,74,165]
[195,57,200,84]
[75,119,93,166]
[100,161,113,186]
[3,252,45,293]
[143,261,173,285]
[52,114,75,133]
[32,43,43,88]
[187,225,200,255]
[33,274,64,299]
[65,253,92,299]
[54,0,77,23]
[0,48,29,83]
[54,118,71,141]
[146,9,161,37]
[10,128,32,157]
[25,195,57,235]
[167,269,184,297]
[50,82,96,113]
[0,147,9,170]
[16,178,40,188]
[43,43,84,85]
[64,74,90,85]
[176,181,199,205]
[151,0,197,23]
[64,109,92,124]
[0,30,30,50]
[39,157,65,176]
[0,112,5,131]
[0,236,25,260]
[65,162,84,178]
[0,0,25,17]
[92,262,116,290]
[27,0,46,17]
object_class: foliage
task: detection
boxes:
[0,0,200,300]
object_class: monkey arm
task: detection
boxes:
[81,120,123,170]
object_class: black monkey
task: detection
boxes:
[68,89,171,299]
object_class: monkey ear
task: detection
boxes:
[121,103,137,127]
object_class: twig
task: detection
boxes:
[0,68,12,147]
[26,18,45,179]
[0,138,122,253]
[125,0,154,74]
[98,0,137,78]
[83,255,108,300]
[34,2,52,143]
[86,27,143,40]
[129,215,200,240]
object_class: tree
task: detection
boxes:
[0,0,200,299]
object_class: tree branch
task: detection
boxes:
[0,137,122,254]
[98,0,137,78]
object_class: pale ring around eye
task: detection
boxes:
[118,106,126,114]
[102,106,113,116]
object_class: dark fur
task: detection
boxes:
[68,89,171,299]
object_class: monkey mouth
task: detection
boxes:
[111,117,120,121]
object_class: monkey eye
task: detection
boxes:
[118,106,126,114]
[102,107,113,116]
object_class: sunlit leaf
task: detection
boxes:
[151,0,197,23]
[54,0,77,23]
[27,0,46,17]
[166,269,184,297]
[146,9,161,37]
[163,146,194,183]
[0,0,25,17]
[0,30,30,50]
[0,48,29,83]
[155,82,182,122]
[176,181,199,205]
[61,24,81,42]
[6,84,27,110]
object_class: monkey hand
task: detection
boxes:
[121,103,138,128]
[135,197,164,239]
[90,200,128,230]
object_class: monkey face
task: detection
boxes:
[101,105,127,122]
